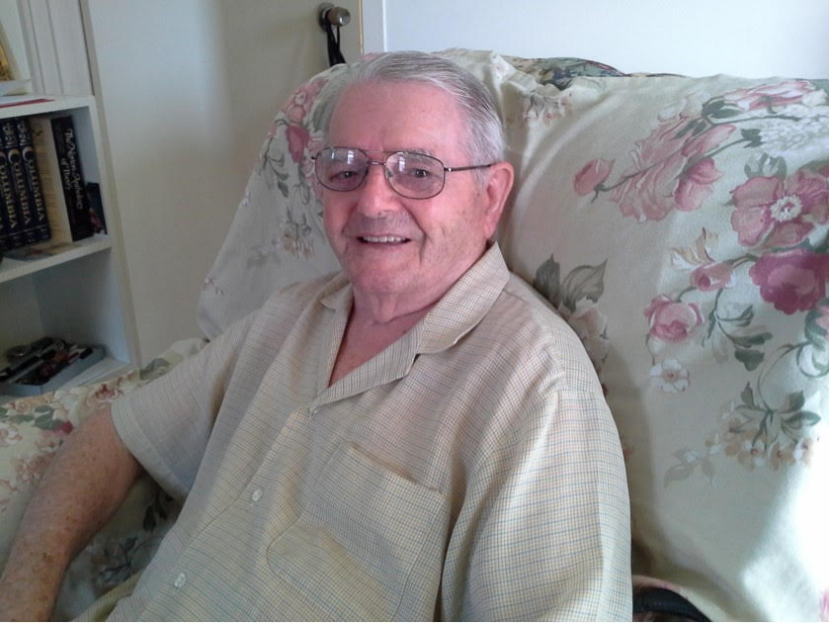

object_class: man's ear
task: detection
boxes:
[481,161,514,238]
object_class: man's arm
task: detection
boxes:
[445,385,632,621]
[0,404,143,621]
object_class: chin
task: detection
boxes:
[349,271,410,295]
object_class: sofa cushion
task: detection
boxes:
[482,63,828,621]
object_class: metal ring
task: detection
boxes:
[317,3,351,30]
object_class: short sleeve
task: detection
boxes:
[111,312,257,500]
[444,347,632,620]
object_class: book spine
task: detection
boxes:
[85,182,107,234]
[51,116,93,241]
[0,120,25,249]
[15,117,51,242]
[2,118,38,246]
[0,197,7,252]
[0,164,8,251]
[28,117,73,246]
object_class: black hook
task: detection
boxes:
[317,3,350,66]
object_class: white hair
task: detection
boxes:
[319,51,506,169]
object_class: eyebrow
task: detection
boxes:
[402,147,436,158]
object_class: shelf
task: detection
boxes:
[0,95,95,120]
[0,89,138,375]
[0,235,112,285]
[0,355,131,406]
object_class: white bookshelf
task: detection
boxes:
[0,95,138,403]
[0,234,112,283]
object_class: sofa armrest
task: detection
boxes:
[0,338,206,619]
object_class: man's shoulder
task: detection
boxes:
[488,272,578,346]
[472,271,597,383]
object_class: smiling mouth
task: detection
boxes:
[359,235,410,244]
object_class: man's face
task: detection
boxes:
[321,81,505,308]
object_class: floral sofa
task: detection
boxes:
[1,50,827,621]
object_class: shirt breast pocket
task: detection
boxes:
[266,441,446,620]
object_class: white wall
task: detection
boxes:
[371,0,828,78]
[84,0,359,362]
[0,1,31,81]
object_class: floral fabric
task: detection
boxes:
[0,338,205,619]
[490,67,828,622]
[194,49,827,621]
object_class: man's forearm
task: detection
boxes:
[0,405,143,621]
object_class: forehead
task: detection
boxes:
[329,81,468,156]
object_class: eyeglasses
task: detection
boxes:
[312,146,495,200]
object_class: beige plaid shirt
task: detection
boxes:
[105,244,631,621]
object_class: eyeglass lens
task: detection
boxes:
[315,147,446,199]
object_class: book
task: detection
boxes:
[50,115,93,241]
[0,198,6,251]
[85,182,107,234]
[15,117,51,242]
[0,153,16,250]
[0,165,7,251]
[28,116,74,245]
[0,119,24,248]
[1,117,41,245]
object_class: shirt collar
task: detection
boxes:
[417,243,510,354]
[313,244,510,402]
[319,244,510,347]
[319,272,351,311]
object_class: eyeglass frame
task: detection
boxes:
[312,146,497,200]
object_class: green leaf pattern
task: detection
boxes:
[535,255,610,384]
[251,72,342,266]
[567,79,828,480]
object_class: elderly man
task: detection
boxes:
[0,52,631,621]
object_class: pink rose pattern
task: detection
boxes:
[645,296,705,342]
[570,79,828,476]
[750,249,828,315]
[260,75,332,261]
[722,80,815,111]
[691,262,736,291]
[609,120,735,222]
[574,158,613,197]
[731,167,828,248]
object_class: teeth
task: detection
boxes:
[361,236,407,243]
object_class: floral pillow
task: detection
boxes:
[503,55,627,89]
[194,49,828,621]
[481,68,828,620]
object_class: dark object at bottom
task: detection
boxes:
[633,587,709,622]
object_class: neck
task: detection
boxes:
[349,244,488,325]
[351,290,438,326]
[328,294,433,386]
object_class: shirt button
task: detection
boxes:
[251,488,263,502]
[173,572,187,589]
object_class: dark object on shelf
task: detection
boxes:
[0,336,105,396]
[85,182,106,234]
[633,587,710,622]
[0,117,25,249]
[51,116,93,241]
[15,116,52,242]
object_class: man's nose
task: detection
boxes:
[355,163,399,216]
